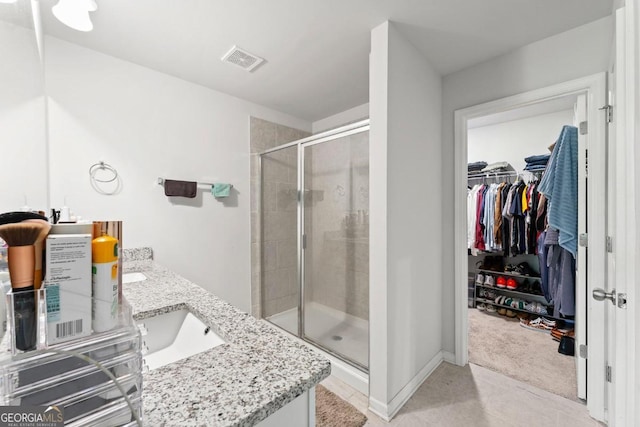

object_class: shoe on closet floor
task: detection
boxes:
[519,317,553,333]
[484,275,495,287]
[477,303,487,311]
[506,310,517,318]
[486,304,497,313]
[540,317,556,328]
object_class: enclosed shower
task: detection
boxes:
[259,121,369,371]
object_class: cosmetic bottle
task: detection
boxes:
[92,234,118,333]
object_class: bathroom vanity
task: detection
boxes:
[122,251,330,426]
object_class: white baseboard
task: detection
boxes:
[442,351,457,364]
[368,351,444,421]
[368,396,391,421]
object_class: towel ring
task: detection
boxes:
[89,161,121,195]
[89,161,118,183]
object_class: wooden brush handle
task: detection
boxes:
[7,245,35,289]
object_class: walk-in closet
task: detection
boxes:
[466,95,585,402]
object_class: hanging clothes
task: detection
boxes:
[467,184,483,255]
[538,125,579,258]
[545,228,576,317]
[467,174,544,257]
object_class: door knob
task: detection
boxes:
[592,288,616,304]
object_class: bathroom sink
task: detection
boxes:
[137,309,225,371]
[122,272,147,284]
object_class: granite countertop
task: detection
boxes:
[122,258,331,426]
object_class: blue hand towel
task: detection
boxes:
[538,125,578,258]
[212,183,231,198]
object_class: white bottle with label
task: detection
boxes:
[92,234,119,333]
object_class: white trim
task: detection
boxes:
[258,119,369,155]
[324,353,369,396]
[307,387,315,427]
[442,351,456,364]
[613,2,638,426]
[368,351,444,421]
[453,73,608,418]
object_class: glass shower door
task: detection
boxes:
[260,145,299,336]
[302,130,369,370]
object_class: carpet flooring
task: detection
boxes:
[316,384,367,427]
[468,308,578,401]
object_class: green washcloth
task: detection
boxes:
[212,183,231,198]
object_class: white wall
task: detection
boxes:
[0,22,47,213]
[441,16,613,354]
[44,37,310,312]
[467,109,574,172]
[369,21,442,418]
[311,103,369,134]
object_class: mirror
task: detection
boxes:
[1,1,279,311]
[0,2,47,213]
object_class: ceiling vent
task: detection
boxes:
[221,46,265,72]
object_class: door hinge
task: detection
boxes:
[600,104,613,123]
[606,365,612,383]
[302,234,307,249]
[579,344,588,359]
[579,121,588,135]
[606,236,613,253]
[579,233,588,248]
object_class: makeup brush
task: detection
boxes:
[0,221,52,351]
[22,219,52,289]
[0,211,48,226]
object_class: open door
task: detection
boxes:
[454,70,612,423]
[574,94,588,401]
[580,75,609,422]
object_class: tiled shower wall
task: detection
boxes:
[250,118,370,323]
[305,131,369,320]
[250,117,310,317]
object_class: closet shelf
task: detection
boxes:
[476,269,541,281]
[475,298,573,323]
[475,283,546,300]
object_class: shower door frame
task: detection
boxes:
[259,119,370,372]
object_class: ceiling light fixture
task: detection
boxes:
[52,0,97,32]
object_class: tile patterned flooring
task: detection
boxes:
[320,362,604,427]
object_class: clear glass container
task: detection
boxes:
[0,292,143,426]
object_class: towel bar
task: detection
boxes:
[157,178,232,188]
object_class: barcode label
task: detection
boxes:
[56,319,83,338]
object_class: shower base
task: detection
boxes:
[267,301,368,370]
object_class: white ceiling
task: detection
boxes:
[2,0,613,122]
